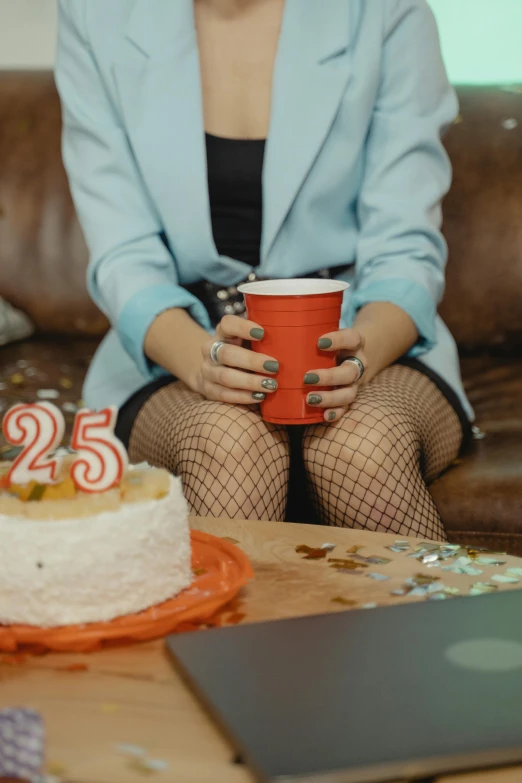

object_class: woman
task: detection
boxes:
[56,0,473,540]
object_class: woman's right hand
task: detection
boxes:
[195,315,279,405]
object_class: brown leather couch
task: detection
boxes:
[1,72,521,552]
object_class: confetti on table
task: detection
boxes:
[16,360,29,369]
[193,568,207,577]
[492,574,520,585]
[502,118,519,130]
[505,568,522,577]
[62,401,79,414]
[409,583,446,597]
[346,545,364,554]
[387,540,410,553]
[412,573,440,585]
[338,568,366,576]
[331,597,357,607]
[365,556,391,566]
[0,382,7,391]
[367,572,390,582]
[221,536,240,545]
[476,557,507,566]
[441,557,483,576]
[470,582,498,596]
[328,558,368,570]
[362,603,377,609]
[36,389,60,400]
[10,373,25,385]
[443,586,461,596]
[296,545,329,560]
[391,573,443,598]
[321,543,336,552]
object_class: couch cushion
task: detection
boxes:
[432,357,522,555]
[441,86,522,352]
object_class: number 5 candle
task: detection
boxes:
[70,407,128,493]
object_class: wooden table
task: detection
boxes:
[2,517,522,783]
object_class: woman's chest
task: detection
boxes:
[194,0,285,139]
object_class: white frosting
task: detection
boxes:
[0,476,192,628]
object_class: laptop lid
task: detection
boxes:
[167,590,522,782]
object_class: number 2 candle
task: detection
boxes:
[1,403,128,493]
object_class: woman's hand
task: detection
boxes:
[304,328,367,423]
[195,315,280,405]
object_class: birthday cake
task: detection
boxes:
[0,404,192,628]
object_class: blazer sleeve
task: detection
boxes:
[55,0,211,380]
[350,0,458,356]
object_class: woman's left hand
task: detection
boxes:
[304,328,367,423]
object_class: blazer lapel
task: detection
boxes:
[113,0,354,280]
[262,0,354,264]
[113,0,246,283]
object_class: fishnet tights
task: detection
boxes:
[129,382,290,520]
[128,366,462,537]
[303,365,463,541]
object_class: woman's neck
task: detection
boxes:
[195,0,273,21]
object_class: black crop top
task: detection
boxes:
[205,133,265,267]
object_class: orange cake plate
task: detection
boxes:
[0,531,253,654]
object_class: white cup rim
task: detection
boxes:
[237,278,349,297]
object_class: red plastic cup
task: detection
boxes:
[237,279,349,425]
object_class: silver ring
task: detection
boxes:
[210,340,227,366]
[343,356,365,381]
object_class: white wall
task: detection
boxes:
[0,0,57,69]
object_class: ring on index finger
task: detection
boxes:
[210,341,227,366]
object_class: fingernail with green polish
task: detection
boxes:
[327,411,337,421]
[250,328,265,340]
[318,337,333,349]
[308,394,322,405]
[263,360,279,373]
[252,392,266,401]
[304,372,320,385]
[261,378,278,391]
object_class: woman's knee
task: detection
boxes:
[303,404,416,483]
[187,403,290,477]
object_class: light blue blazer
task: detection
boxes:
[55,0,473,420]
